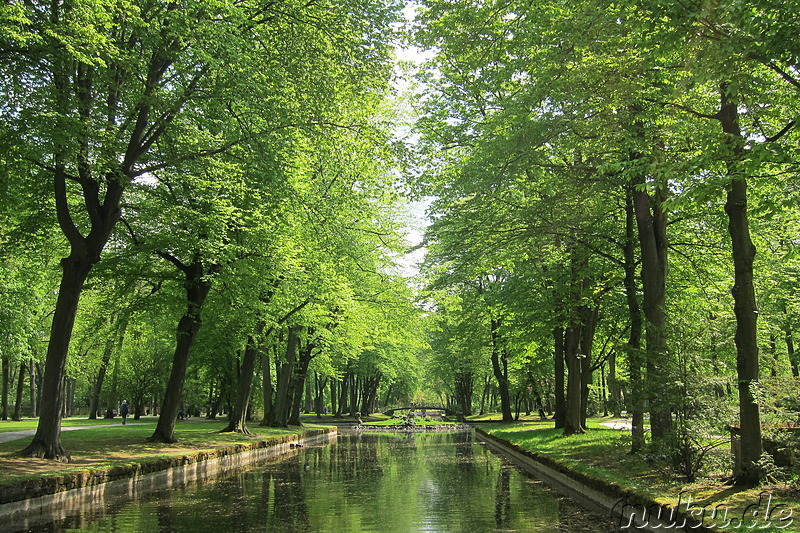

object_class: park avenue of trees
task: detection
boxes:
[2,0,800,487]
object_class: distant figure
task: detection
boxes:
[178,409,185,420]
[120,400,129,425]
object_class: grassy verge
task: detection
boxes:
[482,418,800,532]
[0,416,324,488]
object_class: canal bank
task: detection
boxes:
[4,429,626,532]
[475,427,711,532]
[0,427,335,531]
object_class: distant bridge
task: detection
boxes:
[383,406,461,417]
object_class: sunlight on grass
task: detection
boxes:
[486,418,800,532]
[0,418,318,487]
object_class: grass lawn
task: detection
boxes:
[483,417,800,532]
[0,416,321,488]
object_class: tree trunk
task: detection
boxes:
[624,189,645,452]
[260,341,275,425]
[223,332,263,434]
[150,260,213,443]
[19,255,95,461]
[579,307,599,429]
[784,310,798,377]
[1,355,8,421]
[563,310,585,436]
[304,375,313,414]
[479,376,490,416]
[88,337,116,420]
[607,350,622,417]
[455,372,473,415]
[720,84,762,485]
[13,362,26,421]
[28,357,36,417]
[349,373,358,417]
[315,374,327,417]
[288,338,314,426]
[336,373,348,417]
[330,378,338,416]
[489,317,514,422]
[105,355,119,419]
[769,335,778,377]
[269,325,300,428]
[64,376,75,418]
[553,307,566,429]
[632,169,671,439]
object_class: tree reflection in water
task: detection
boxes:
[22,431,622,533]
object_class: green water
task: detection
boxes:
[26,431,620,532]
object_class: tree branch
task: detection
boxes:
[764,120,796,143]
[645,98,720,120]
[155,250,189,273]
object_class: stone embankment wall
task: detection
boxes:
[0,428,335,530]
[475,428,712,533]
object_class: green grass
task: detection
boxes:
[485,418,800,533]
[0,417,326,488]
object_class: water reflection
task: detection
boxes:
[22,431,620,532]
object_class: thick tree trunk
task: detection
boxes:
[632,172,671,439]
[624,190,645,452]
[20,256,94,461]
[150,261,213,443]
[489,317,514,423]
[727,176,763,484]
[720,85,762,485]
[13,362,26,421]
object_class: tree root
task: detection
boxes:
[17,438,72,463]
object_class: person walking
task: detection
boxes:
[120,400,129,425]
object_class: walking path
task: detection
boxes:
[598,419,632,430]
[0,423,150,444]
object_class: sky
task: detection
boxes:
[392,2,436,280]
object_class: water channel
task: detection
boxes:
[21,430,622,532]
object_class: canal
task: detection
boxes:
[23,430,621,532]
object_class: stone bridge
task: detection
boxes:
[383,406,461,418]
